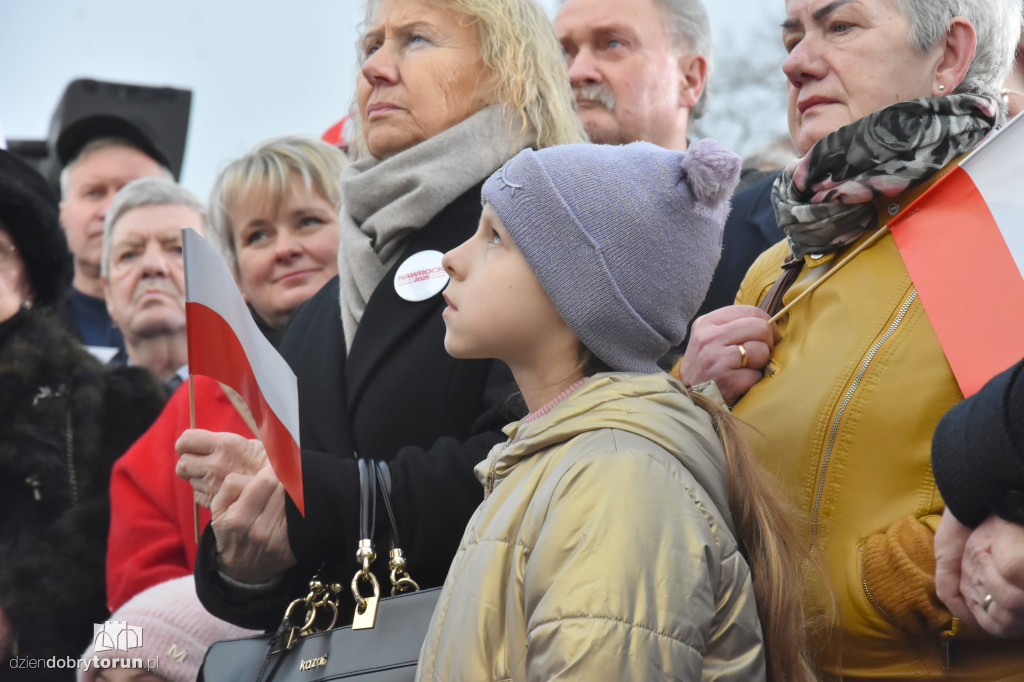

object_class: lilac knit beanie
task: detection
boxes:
[481,140,740,373]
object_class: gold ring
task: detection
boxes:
[982,593,994,613]
[737,343,749,369]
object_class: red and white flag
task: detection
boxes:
[182,228,304,514]
[890,113,1024,397]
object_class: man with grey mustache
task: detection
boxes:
[554,0,711,150]
[101,177,206,390]
[554,0,785,334]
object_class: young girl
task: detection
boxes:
[416,141,816,681]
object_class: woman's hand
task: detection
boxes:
[176,429,292,583]
[936,509,1024,637]
[934,508,972,623]
[680,305,781,405]
[210,463,297,584]
[175,429,268,508]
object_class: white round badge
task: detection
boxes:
[394,250,449,302]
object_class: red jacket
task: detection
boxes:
[106,375,254,612]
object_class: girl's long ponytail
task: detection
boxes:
[689,389,832,682]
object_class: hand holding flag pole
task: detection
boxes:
[182,227,305,544]
[768,226,893,325]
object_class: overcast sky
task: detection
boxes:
[0,0,788,199]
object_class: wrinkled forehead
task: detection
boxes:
[363,0,469,31]
[70,143,157,178]
[66,148,166,201]
[555,0,671,43]
[111,203,197,242]
[783,0,898,23]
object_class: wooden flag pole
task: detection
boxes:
[190,374,200,545]
[769,226,892,324]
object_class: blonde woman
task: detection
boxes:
[205,135,346,340]
[106,136,346,611]
[177,0,585,631]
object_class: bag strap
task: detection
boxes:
[350,458,420,628]
[374,461,418,593]
[374,461,402,550]
[357,458,377,545]
[354,459,419,593]
[758,251,804,317]
[258,459,387,658]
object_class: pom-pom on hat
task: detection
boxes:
[481,140,740,373]
[78,576,260,682]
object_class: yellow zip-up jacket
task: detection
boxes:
[416,372,765,681]
[734,222,1024,679]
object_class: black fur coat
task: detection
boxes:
[0,308,166,674]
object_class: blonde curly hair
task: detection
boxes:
[348,0,584,159]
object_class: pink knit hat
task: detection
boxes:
[77,576,259,682]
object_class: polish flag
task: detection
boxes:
[890,113,1024,397]
[182,228,304,514]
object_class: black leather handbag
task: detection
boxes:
[199,460,440,681]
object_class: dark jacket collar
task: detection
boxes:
[345,183,485,404]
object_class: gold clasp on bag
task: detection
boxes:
[348,460,423,630]
[277,580,343,652]
[351,569,380,630]
[356,538,376,573]
[389,548,420,594]
[352,537,380,629]
[282,593,318,651]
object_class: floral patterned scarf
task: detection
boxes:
[772,95,998,256]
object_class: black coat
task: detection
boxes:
[0,309,166,676]
[932,357,1024,527]
[195,184,519,629]
[693,173,784,321]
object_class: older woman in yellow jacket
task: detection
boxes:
[680,0,1024,678]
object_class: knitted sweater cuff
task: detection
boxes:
[860,515,951,634]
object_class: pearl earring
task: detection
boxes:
[939,84,946,92]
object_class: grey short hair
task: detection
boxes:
[59,137,173,199]
[101,177,205,278]
[206,135,347,274]
[888,0,1023,108]
[651,0,714,120]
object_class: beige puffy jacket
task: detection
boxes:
[416,372,765,681]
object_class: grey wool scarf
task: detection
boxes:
[336,104,534,350]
